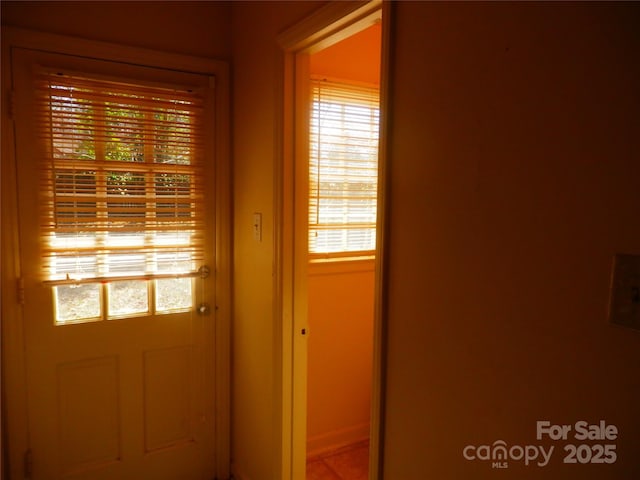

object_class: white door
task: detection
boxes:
[12,48,218,480]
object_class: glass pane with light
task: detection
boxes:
[54,284,101,324]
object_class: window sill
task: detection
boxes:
[308,255,375,276]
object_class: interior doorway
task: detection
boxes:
[304,23,382,480]
[276,2,387,479]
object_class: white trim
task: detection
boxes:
[230,464,255,480]
[1,29,30,480]
[292,52,311,480]
[307,423,371,459]
[369,3,394,477]
[277,0,382,54]
[212,46,233,480]
[308,257,375,276]
[273,47,295,480]
[2,27,225,75]
[1,27,231,480]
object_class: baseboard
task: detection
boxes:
[307,422,370,459]
[230,463,253,480]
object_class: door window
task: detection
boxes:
[36,72,206,323]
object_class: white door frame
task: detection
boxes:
[0,27,231,480]
[276,1,391,478]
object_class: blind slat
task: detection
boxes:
[309,79,379,255]
[37,72,208,281]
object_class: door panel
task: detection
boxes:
[143,346,194,452]
[57,356,121,475]
[12,48,216,480]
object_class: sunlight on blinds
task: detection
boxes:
[35,71,207,322]
[37,72,205,281]
[309,79,380,256]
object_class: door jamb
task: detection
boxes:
[276,1,391,478]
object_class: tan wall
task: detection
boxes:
[383,2,640,478]
[229,2,324,479]
[1,0,231,59]
[306,24,381,455]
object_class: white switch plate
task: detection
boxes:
[253,212,262,242]
[609,253,640,331]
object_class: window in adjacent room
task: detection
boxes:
[308,78,380,258]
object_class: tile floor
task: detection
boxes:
[306,441,369,480]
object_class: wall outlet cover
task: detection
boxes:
[609,253,640,331]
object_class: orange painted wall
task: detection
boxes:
[306,262,375,454]
[306,23,381,455]
[383,2,640,478]
[309,22,381,85]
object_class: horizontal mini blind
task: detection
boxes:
[36,71,206,281]
[309,79,379,256]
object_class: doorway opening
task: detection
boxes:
[276,2,387,479]
[304,22,382,480]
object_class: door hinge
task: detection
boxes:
[24,448,33,479]
[17,278,25,305]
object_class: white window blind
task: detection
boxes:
[36,71,205,283]
[309,78,380,257]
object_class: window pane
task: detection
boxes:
[54,169,97,231]
[156,278,192,312]
[154,109,193,165]
[155,253,193,312]
[50,86,95,161]
[155,173,192,220]
[55,284,101,324]
[107,171,146,229]
[309,80,379,255]
[105,102,145,162]
[40,73,205,317]
[107,280,149,317]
